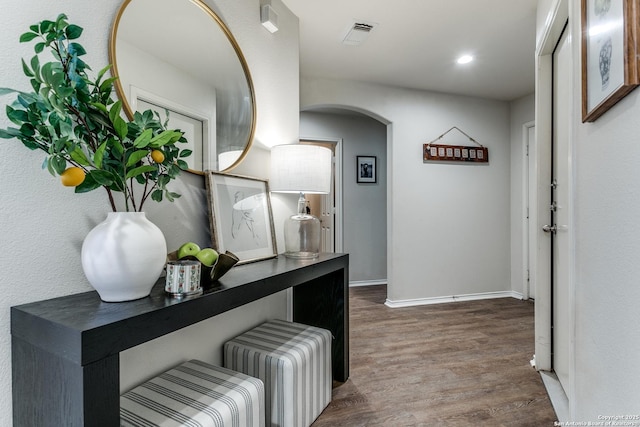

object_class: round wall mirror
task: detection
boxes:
[110,0,256,174]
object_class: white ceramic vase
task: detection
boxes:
[81,212,167,302]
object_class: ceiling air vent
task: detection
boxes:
[342,20,378,46]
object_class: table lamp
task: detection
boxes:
[270,144,332,259]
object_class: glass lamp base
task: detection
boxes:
[284,213,321,259]
[284,251,320,259]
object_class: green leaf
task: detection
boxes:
[69,147,90,166]
[19,32,39,43]
[50,155,67,175]
[89,102,108,114]
[19,123,36,138]
[56,86,74,98]
[30,78,41,93]
[177,159,188,170]
[167,163,181,177]
[34,42,46,54]
[134,174,147,185]
[74,58,88,73]
[48,94,64,115]
[55,14,69,28]
[0,87,19,96]
[157,174,170,189]
[96,64,112,83]
[68,42,86,56]
[45,31,56,44]
[46,157,56,176]
[149,130,181,148]
[133,128,153,148]
[113,116,128,141]
[89,170,115,186]
[21,59,34,78]
[126,149,149,167]
[6,107,28,125]
[75,172,103,193]
[16,93,35,107]
[39,20,55,34]
[108,100,122,124]
[125,165,156,180]
[30,55,40,79]
[94,141,107,168]
[65,24,83,40]
[98,76,118,92]
[151,189,163,202]
[112,139,124,156]
[179,149,193,158]
[53,137,67,153]
[0,128,21,139]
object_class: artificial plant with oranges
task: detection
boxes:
[0,14,192,212]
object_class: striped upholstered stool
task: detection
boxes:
[120,359,265,427]
[224,319,332,427]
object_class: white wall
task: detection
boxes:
[0,0,299,423]
[301,77,512,304]
[300,111,387,283]
[510,94,535,296]
[536,0,640,420]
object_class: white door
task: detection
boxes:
[550,24,571,394]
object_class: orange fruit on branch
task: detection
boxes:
[60,166,86,187]
[150,149,165,163]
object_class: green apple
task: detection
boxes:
[177,242,201,259]
[195,248,219,267]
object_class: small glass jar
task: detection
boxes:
[165,260,202,298]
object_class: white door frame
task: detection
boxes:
[299,136,344,253]
[523,120,535,299]
[534,0,576,418]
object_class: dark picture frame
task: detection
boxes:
[205,172,277,264]
[581,0,640,122]
[356,155,377,183]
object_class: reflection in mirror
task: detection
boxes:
[110,0,256,174]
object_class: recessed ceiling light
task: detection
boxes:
[457,55,474,64]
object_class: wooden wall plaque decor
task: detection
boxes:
[423,126,489,163]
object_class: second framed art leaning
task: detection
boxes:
[205,172,277,264]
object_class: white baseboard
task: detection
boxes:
[349,280,387,288]
[385,290,524,308]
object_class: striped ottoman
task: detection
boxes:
[120,359,265,427]
[224,320,332,427]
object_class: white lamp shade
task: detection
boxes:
[270,144,331,194]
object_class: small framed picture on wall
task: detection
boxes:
[581,0,640,122]
[357,156,377,183]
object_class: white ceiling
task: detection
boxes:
[280,0,538,101]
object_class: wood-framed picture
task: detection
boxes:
[581,0,640,122]
[357,155,377,183]
[205,172,277,264]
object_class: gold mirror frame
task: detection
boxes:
[109,0,256,175]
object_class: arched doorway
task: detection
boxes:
[300,106,388,289]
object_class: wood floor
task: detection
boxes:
[312,286,558,426]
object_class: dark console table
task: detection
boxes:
[11,253,349,426]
